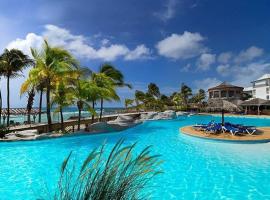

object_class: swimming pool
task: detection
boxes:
[1,115,270,199]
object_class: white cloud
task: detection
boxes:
[156,31,207,59]
[217,52,232,64]
[234,46,263,63]
[7,33,44,56]
[101,39,110,46]
[154,0,178,22]
[216,64,230,76]
[180,63,191,72]
[194,77,221,91]
[124,45,151,60]
[6,24,151,61]
[215,60,270,87]
[231,62,270,87]
[197,53,215,70]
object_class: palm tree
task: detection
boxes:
[124,98,134,109]
[135,90,145,110]
[180,83,192,110]
[20,81,35,124]
[91,73,120,121]
[51,82,73,132]
[0,49,33,126]
[29,40,78,131]
[0,70,3,124]
[148,83,160,98]
[98,64,131,119]
[172,93,185,110]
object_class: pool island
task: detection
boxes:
[181,126,270,143]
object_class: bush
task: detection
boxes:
[51,139,163,200]
[0,125,10,138]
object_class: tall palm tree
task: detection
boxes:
[180,83,192,109]
[0,49,33,126]
[98,64,131,119]
[20,81,35,124]
[148,83,160,98]
[51,82,74,131]
[91,73,120,121]
[124,98,134,109]
[29,40,78,131]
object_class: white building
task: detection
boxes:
[244,74,270,100]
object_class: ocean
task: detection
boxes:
[6,107,124,124]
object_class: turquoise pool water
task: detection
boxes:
[1,115,270,199]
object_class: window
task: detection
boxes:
[221,90,227,98]
[267,95,269,100]
[209,91,213,98]
[266,88,269,94]
[213,91,220,98]
[228,90,234,97]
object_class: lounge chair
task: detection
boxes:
[205,123,222,134]
[222,124,240,136]
[192,122,214,131]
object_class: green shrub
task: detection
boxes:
[51,139,163,200]
[0,125,10,138]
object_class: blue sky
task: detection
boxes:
[1,0,270,107]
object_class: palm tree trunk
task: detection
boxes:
[7,76,10,127]
[0,88,2,125]
[99,98,103,122]
[46,84,52,132]
[60,106,64,132]
[91,101,95,124]
[78,105,81,131]
[27,89,35,124]
[38,88,43,123]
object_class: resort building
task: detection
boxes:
[208,82,244,105]
[244,74,270,100]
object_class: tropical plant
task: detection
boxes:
[0,49,33,126]
[124,98,134,109]
[51,139,163,200]
[20,79,36,124]
[172,93,185,110]
[180,83,192,109]
[0,77,2,124]
[98,64,131,119]
[51,82,74,132]
[71,79,93,130]
[91,73,120,121]
[28,40,78,131]
[134,90,145,105]
[148,83,160,98]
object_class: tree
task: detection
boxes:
[51,81,74,132]
[20,81,35,124]
[71,79,93,130]
[172,93,185,110]
[180,83,192,109]
[0,67,3,124]
[148,83,160,98]
[29,40,78,131]
[91,73,120,121]
[124,98,134,109]
[134,90,145,108]
[0,49,33,126]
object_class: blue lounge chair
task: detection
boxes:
[222,124,241,136]
[205,123,222,134]
[193,122,214,131]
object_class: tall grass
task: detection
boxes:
[52,139,163,200]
